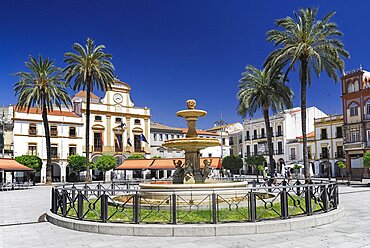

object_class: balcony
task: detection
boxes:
[320,153,329,159]
[344,142,365,150]
[320,134,328,140]
[252,135,258,140]
[276,132,283,137]
[259,134,266,139]
[289,155,296,160]
[335,151,344,158]
[275,149,284,155]
[245,136,250,141]
[335,132,342,138]
[83,145,136,154]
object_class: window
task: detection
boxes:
[154,133,157,141]
[69,145,76,156]
[95,115,102,121]
[351,131,360,142]
[94,132,103,152]
[321,147,328,159]
[350,106,358,116]
[159,134,163,141]
[134,119,141,125]
[208,153,212,157]
[366,104,370,116]
[253,144,258,155]
[246,145,250,156]
[50,126,58,137]
[321,128,327,139]
[277,142,283,154]
[165,134,169,140]
[51,144,58,159]
[134,134,142,152]
[222,138,225,145]
[290,148,296,160]
[261,128,265,138]
[253,130,257,139]
[277,125,282,136]
[69,127,76,137]
[28,143,37,155]
[246,131,250,140]
[336,126,342,138]
[115,117,122,123]
[354,80,359,91]
[229,137,234,145]
[29,124,37,135]
[347,82,354,93]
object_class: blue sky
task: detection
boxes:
[1,0,369,129]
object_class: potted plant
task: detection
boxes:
[293,164,303,179]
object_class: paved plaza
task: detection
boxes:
[1,185,370,248]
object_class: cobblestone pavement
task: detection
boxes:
[1,185,370,248]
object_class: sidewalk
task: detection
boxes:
[1,185,370,247]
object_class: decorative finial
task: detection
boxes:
[186,99,196,110]
[360,64,363,70]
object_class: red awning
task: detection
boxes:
[116,157,221,170]
[0,158,34,171]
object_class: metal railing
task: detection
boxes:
[50,179,338,225]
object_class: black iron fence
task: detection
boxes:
[50,179,338,224]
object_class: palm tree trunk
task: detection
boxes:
[42,97,52,185]
[263,104,274,176]
[85,81,92,182]
[300,59,310,182]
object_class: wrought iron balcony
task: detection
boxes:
[320,134,328,140]
[335,152,344,158]
[276,132,283,137]
[320,153,329,159]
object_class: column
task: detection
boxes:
[106,115,112,147]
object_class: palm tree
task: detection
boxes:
[265,8,349,181]
[64,38,115,182]
[14,55,71,184]
[237,65,293,175]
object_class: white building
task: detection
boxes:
[12,80,151,183]
[13,108,84,182]
[240,107,327,173]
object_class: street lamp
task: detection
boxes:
[214,117,228,159]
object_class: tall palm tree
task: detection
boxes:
[237,65,293,175]
[64,38,115,182]
[265,8,349,181]
[14,55,71,184]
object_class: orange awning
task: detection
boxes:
[116,157,221,170]
[0,158,34,171]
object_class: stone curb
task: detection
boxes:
[47,206,345,237]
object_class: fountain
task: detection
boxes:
[163,99,220,183]
[139,99,249,198]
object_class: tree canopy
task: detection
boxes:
[222,155,243,173]
[244,155,266,168]
[95,155,116,172]
[364,152,370,168]
[67,155,87,173]
[15,155,42,171]
[127,154,145,160]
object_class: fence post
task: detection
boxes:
[333,184,338,209]
[280,181,288,219]
[97,183,101,197]
[249,191,256,222]
[212,192,217,224]
[321,185,328,212]
[62,190,67,217]
[100,193,108,223]
[51,188,56,213]
[296,180,301,195]
[77,190,84,220]
[134,191,140,224]
[111,182,116,196]
[172,192,177,224]
[305,185,312,215]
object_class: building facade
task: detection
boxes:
[286,115,344,177]
[241,107,327,173]
[12,80,151,183]
[341,68,370,179]
[0,105,14,158]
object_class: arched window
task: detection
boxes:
[347,81,354,93]
[349,102,359,116]
[353,80,359,91]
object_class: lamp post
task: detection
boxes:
[214,117,228,159]
[0,109,5,158]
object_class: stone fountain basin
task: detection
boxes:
[176,109,207,118]
[163,137,220,150]
[139,181,249,202]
